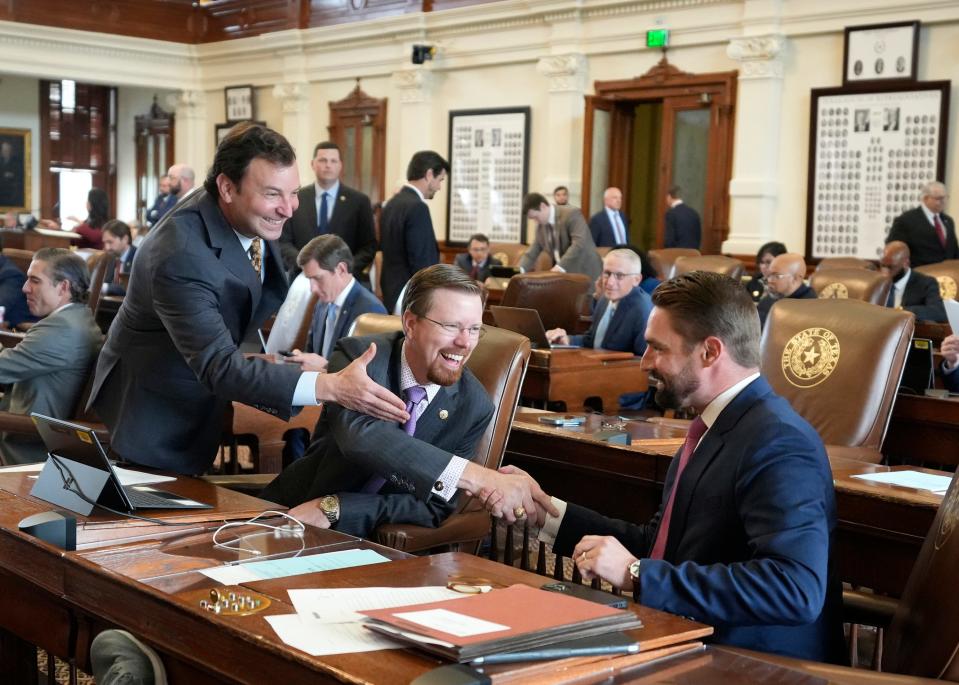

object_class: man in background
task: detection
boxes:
[756,253,815,327]
[380,150,449,313]
[664,185,702,249]
[100,220,137,297]
[279,141,376,282]
[879,241,946,322]
[553,186,570,206]
[454,233,502,282]
[589,187,629,247]
[146,175,171,226]
[519,192,602,282]
[887,181,958,267]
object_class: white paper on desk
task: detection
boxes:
[266,614,404,656]
[289,586,465,624]
[945,299,959,334]
[393,608,509,637]
[113,466,176,486]
[0,463,43,473]
[199,564,260,585]
[852,470,953,494]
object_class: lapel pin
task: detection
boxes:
[439,409,449,420]
[340,195,346,201]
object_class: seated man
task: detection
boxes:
[879,240,946,322]
[288,234,387,373]
[0,248,104,464]
[941,334,959,392]
[454,233,502,282]
[261,264,555,537]
[0,252,33,328]
[757,252,815,327]
[100,220,137,297]
[499,272,842,662]
[547,249,652,355]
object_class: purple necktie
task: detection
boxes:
[360,386,427,494]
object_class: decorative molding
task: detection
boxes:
[392,68,434,104]
[272,81,310,113]
[726,34,786,79]
[171,90,207,119]
[536,53,587,93]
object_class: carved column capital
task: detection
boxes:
[536,53,587,93]
[273,82,310,114]
[169,89,207,118]
[392,68,433,104]
[726,35,786,79]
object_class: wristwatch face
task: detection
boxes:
[628,560,642,578]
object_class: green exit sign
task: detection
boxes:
[646,29,669,48]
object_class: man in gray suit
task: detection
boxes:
[261,264,556,537]
[0,248,103,464]
[287,234,387,373]
[519,192,602,282]
[89,123,408,476]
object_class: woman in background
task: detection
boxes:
[71,188,109,249]
[744,241,787,303]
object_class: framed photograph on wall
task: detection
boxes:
[843,21,919,85]
[0,128,31,212]
[225,85,255,122]
[805,81,950,261]
[446,107,531,245]
[215,121,266,150]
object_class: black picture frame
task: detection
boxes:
[843,21,919,86]
[0,128,31,212]
[445,107,531,246]
[224,85,255,122]
[804,80,950,262]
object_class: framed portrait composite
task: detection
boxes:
[0,128,31,212]
[843,21,919,85]
[225,85,255,122]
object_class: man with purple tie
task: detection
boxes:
[260,264,555,537]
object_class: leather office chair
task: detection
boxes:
[488,242,529,267]
[500,272,591,332]
[647,248,700,280]
[915,259,959,301]
[350,313,532,553]
[808,268,891,305]
[669,255,744,280]
[816,257,877,272]
[1,247,34,274]
[761,298,914,463]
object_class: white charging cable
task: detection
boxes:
[212,510,306,558]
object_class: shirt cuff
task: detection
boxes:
[433,455,467,501]
[944,361,959,375]
[537,496,568,545]
[554,264,566,273]
[292,371,321,406]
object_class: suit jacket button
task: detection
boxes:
[434,481,444,491]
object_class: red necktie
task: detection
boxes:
[470,264,479,280]
[114,258,122,282]
[649,417,708,560]
[934,215,947,248]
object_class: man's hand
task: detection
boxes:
[461,462,558,525]
[289,499,332,529]
[550,264,564,273]
[943,334,959,368]
[318,343,409,423]
[572,535,637,590]
[289,349,329,372]
[545,327,569,345]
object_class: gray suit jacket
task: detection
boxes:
[89,190,302,475]
[260,331,493,538]
[0,304,103,465]
[519,206,603,281]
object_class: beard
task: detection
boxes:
[426,349,470,386]
[648,361,700,411]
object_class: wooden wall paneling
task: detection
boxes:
[306,0,423,29]
[201,0,300,40]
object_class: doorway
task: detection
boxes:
[582,58,737,254]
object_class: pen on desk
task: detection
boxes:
[470,642,639,665]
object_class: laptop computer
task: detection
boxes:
[898,338,934,395]
[30,413,211,516]
[489,306,581,350]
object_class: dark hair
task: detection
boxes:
[406,151,450,181]
[756,241,787,263]
[313,141,341,158]
[522,192,549,215]
[204,122,296,196]
[403,264,485,317]
[666,185,682,199]
[297,234,354,273]
[33,247,90,304]
[102,219,132,241]
[613,244,657,279]
[468,233,490,246]
[86,188,109,229]
[652,271,760,368]
[553,185,569,194]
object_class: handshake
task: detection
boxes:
[460,462,558,526]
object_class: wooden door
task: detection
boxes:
[328,83,387,206]
[581,96,614,216]
[135,97,175,226]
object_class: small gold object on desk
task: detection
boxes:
[182,586,272,616]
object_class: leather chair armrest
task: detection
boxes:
[374,509,492,554]
[843,588,899,629]
[202,474,275,497]
[0,411,42,435]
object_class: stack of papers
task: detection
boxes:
[199,548,390,584]
[851,470,953,495]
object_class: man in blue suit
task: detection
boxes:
[546,249,652,355]
[588,187,629,247]
[505,272,842,662]
[664,185,702,249]
[288,234,386,372]
[100,220,137,297]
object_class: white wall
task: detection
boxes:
[0,74,40,213]
[116,86,177,222]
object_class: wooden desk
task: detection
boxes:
[504,410,941,597]
[885,393,959,468]
[523,349,647,412]
[23,228,79,251]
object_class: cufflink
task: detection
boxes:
[434,481,444,491]
[439,409,449,420]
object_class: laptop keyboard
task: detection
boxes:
[123,487,179,509]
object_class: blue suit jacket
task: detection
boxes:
[306,281,387,356]
[554,377,843,662]
[0,256,33,328]
[664,203,702,249]
[589,209,629,247]
[571,287,652,355]
[380,187,439,312]
[944,365,959,392]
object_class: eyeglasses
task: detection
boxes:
[601,270,640,281]
[421,316,486,339]
[762,273,791,283]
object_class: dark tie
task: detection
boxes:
[649,417,708,560]
[470,263,479,280]
[934,214,947,248]
[360,386,427,494]
[886,285,895,308]
[546,224,558,262]
[317,191,330,235]
[114,257,122,283]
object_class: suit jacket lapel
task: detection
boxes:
[333,284,361,341]
[199,194,262,307]
[415,383,459,445]
[303,185,318,237]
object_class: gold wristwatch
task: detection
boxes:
[318,495,340,525]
